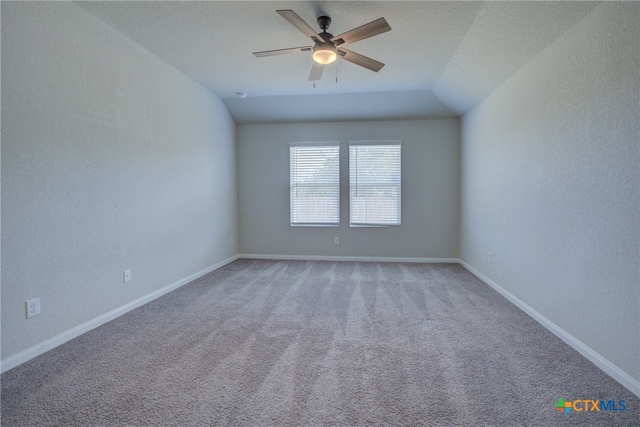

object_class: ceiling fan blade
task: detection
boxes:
[253,46,312,57]
[331,17,391,47]
[309,62,325,81]
[277,10,323,43]
[337,48,385,72]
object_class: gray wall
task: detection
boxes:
[237,120,459,259]
[459,2,639,383]
[1,2,238,359]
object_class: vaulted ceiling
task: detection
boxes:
[77,1,599,124]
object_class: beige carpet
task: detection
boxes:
[2,259,638,426]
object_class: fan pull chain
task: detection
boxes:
[336,64,338,83]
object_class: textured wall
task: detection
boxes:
[237,119,459,259]
[460,2,639,382]
[1,2,238,359]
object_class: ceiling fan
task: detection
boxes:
[253,10,391,81]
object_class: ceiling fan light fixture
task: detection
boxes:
[312,42,337,65]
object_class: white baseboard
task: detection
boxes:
[459,259,640,398]
[239,253,460,263]
[0,255,239,374]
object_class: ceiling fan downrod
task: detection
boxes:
[317,16,331,32]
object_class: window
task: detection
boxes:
[290,143,340,226]
[349,142,401,226]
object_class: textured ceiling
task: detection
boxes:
[77,1,599,123]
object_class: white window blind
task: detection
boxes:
[290,144,340,226]
[349,142,401,226]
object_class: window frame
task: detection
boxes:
[348,140,402,227]
[289,142,341,227]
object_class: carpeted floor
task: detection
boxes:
[1,259,638,426]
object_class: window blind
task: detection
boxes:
[290,144,340,226]
[349,143,401,226]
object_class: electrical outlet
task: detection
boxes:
[334,237,340,245]
[26,298,41,319]
[488,252,492,263]
[124,269,131,283]
[230,236,234,246]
